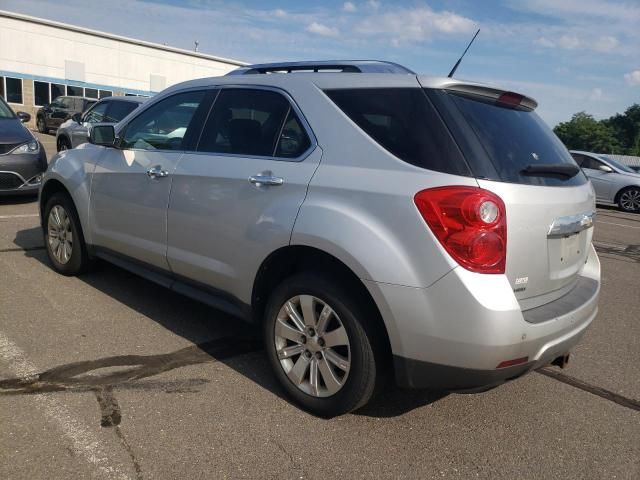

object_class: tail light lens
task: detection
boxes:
[414,186,506,274]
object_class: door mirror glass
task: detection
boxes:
[16,111,31,123]
[89,124,116,146]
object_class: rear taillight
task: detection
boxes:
[414,186,506,274]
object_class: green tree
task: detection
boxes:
[554,112,621,153]
[605,104,640,156]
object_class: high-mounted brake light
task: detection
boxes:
[496,92,523,108]
[414,186,507,274]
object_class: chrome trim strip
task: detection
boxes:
[547,211,595,238]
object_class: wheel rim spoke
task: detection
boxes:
[309,359,319,396]
[324,348,350,371]
[323,326,349,348]
[277,344,305,360]
[285,301,306,332]
[287,354,310,385]
[316,305,332,335]
[317,356,342,395]
[275,318,304,343]
[299,295,317,327]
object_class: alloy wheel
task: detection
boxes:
[274,295,351,397]
[47,205,73,264]
[620,189,640,212]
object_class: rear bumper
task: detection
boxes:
[366,243,600,390]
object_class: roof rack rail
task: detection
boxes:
[226,60,415,75]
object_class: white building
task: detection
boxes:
[0,10,245,127]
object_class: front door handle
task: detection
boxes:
[146,166,169,179]
[248,174,284,186]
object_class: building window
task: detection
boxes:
[99,90,113,98]
[85,88,99,99]
[67,85,84,97]
[34,81,50,106]
[6,77,23,104]
[51,83,65,102]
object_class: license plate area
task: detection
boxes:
[547,231,589,280]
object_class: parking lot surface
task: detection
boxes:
[1,133,638,479]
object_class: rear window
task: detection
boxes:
[445,92,586,186]
[324,88,471,176]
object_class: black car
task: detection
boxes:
[0,97,47,195]
[36,96,96,134]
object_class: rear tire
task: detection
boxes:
[43,192,90,276]
[37,116,48,134]
[264,273,380,417]
[618,187,640,213]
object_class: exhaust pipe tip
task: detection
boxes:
[551,353,570,369]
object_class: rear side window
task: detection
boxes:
[446,93,586,186]
[198,89,294,157]
[106,101,139,122]
[324,88,470,176]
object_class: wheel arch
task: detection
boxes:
[252,245,393,361]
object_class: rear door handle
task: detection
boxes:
[146,166,169,179]
[248,175,284,186]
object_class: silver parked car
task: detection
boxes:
[570,150,640,212]
[56,96,145,152]
[39,61,600,416]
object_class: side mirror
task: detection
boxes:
[72,113,82,123]
[16,111,31,123]
[598,164,613,173]
[89,124,116,147]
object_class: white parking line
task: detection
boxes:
[596,220,640,230]
[0,332,132,480]
[0,214,39,219]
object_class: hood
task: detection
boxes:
[0,118,33,145]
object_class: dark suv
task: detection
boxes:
[36,96,96,134]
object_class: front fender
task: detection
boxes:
[41,143,103,245]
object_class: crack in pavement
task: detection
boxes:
[115,425,144,480]
[537,367,640,412]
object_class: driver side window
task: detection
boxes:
[120,91,206,151]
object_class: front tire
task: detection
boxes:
[43,192,90,275]
[618,187,640,213]
[264,273,380,417]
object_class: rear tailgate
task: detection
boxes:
[423,80,596,309]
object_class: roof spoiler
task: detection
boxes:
[445,83,538,110]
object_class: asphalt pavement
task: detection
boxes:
[0,132,638,479]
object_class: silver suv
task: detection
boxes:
[39,61,600,416]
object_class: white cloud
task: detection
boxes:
[367,0,381,11]
[589,88,603,100]
[306,22,339,37]
[356,6,475,44]
[513,0,640,22]
[342,2,357,13]
[624,70,640,86]
[593,35,619,52]
[557,34,580,49]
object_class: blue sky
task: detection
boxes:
[4,0,639,126]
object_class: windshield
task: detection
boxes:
[0,97,16,119]
[600,156,636,174]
